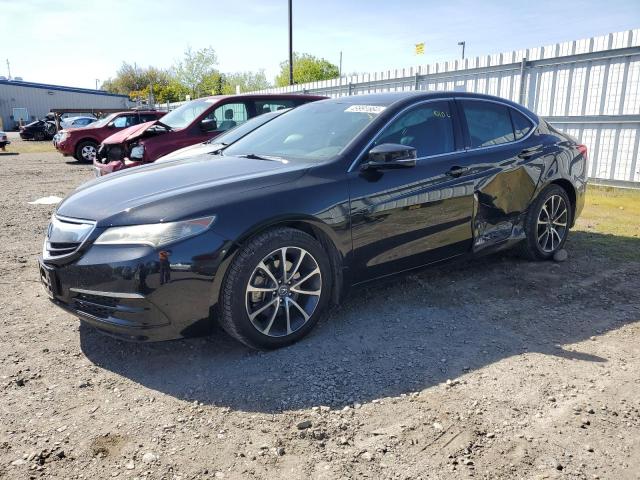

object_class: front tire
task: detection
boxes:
[75,141,98,162]
[520,184,572,260]
[219,228,332,349]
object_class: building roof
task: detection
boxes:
[0,79,128,98]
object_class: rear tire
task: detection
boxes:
[519,184,572,260]
[219,228,332,350]
[75,141,98,162]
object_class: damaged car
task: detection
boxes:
[39,92,587,349]
[93,94,324,176]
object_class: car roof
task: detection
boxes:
[317,91,536,118]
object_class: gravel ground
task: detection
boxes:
[0,149,639,480]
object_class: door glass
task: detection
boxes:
[461,101,515,148]
[373,101,455,157]
[255,100,295,115]
[510,108,533,140]
[206,103,249,132]
[140,114,159,123]
[112,115,136,128]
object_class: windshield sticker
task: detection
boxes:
[345,105,386,114]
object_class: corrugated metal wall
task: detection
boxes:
[0,82,130,130]
[250,29,640,185]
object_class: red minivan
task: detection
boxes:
[94,94,325,176]
[54,110,165,162]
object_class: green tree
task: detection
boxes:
[155,79,191,103]
[102,63,171,96]
[222,70,271,94]
[275,53,339,87]
[174,46,220,98]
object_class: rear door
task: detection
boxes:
[348,99,476,281]
[455,99,543,251]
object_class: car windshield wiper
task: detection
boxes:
[236,153,285,162]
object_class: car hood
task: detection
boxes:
[101,121,158,145]
[56,154,312,226]
[156,142,222,163]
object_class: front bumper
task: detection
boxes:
[39,230,230,341]
[55,139,74,156]
[93,158,143,177]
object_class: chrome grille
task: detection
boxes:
[43,215,96,259]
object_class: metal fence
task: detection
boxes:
[249,29,640,186]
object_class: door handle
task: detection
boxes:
[518,145,543,159]
[446,166,469,177]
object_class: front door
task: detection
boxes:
[348,99,476,282]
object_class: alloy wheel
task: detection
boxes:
[245,247,322,337]
[536,194,568,253]
[82,145,97,161]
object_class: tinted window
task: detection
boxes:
[374,101,455,157]
[140,114,159,123]
[255,100,295,115]
[205,103,249,132]
[510,108,533,140]
[461,101,514,148]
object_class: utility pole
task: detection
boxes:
[458,41,466,60]
[6,59,11,80]
[339,51,343,78]
[95,79,100,90]
[288,0,293,85]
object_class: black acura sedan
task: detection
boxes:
[39,92,587,349]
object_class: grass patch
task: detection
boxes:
[1,138,57,154]
[571,185,640,261]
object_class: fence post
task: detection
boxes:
[348,83,353,96]
[518,57,528,106]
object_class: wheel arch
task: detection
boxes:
[209,216,345,322]
[548,178,577,227]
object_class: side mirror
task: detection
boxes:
[200,118,217,132]
[361,143,417,170]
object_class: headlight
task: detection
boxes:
[59,132,69,142]
[130,144,144,159]
[94,216,215,247]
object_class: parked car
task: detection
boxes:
[38,92,587,349]
[54,110,165,162]
[96,108,291,175]
[0,131,9,150]
[19,119,57,141]
[93,94,324,175]
[60,116,96,129]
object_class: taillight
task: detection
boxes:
[577,144,588,162]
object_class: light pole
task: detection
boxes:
[288,0,293,85]
[95,79,100,90]
[458,41,466,60]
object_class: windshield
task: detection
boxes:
[206,109,288,146]
[223,101,382,162]
[160,98,216,130]
[90,113,118,128]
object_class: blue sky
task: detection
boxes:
[1,0,638,89]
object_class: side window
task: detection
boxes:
[510,108,533,140]
[373,101,455,157]
[205,103,248,132]
[461,101,515,148]
[255,100,295,115]
[112,115,136,128]
[139,114,159,123]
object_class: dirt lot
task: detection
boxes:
[1,142,639,480]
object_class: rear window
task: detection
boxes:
[461,101,515,148]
